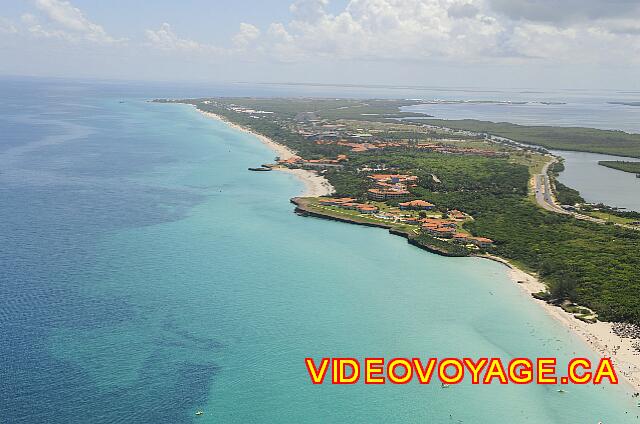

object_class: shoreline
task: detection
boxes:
[197,105,640,392]
[295,194,640,392]
[489,255,640,392]
[197,109,334,197]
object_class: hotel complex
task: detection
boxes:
[314,172,493,250]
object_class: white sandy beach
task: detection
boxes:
[492,257,640,392]
[276,168,335,198]
[198,109,334,197]
[199,105,639,392]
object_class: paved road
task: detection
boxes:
[531,157,640,229]
[533,158,571,215]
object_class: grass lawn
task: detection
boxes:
[586,211,640,226]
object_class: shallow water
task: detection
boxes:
[1,79,638,423]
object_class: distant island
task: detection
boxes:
[417,100,565,105]
[609,101,640,107]
[407,118,640,158]
[155,97,640,329]
[599,160,640,174]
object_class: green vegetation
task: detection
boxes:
[160,97,640,325]
[549,162,584,205]
[553,181,584,206]
[162,97,640,157]
[586,211,638,226]
[183,97,431,121]
[328,150,640,323]
[299,198,470,257]
[411,233,470,257]
[598,160,640,174]
[195,103,348,158]
[462,191,640,323]
[582,204,640,224]
[413,119,640,158]
[305,202,409,230]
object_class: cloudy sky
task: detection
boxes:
[1,0,639,88]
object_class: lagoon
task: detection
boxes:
[550,149,640,211]
[401,92,640,211]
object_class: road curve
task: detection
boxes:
[531,157,637,227]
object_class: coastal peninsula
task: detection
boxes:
[198,109,333,197]
[599,160,640,175]
[408,118,640,158]
[157,97,640,390]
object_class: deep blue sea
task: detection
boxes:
[1,78,639,423]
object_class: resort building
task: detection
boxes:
[336,141,380,152]
[318,197,357,206]
[278,156,304,166]
[318,199,335,206]
[367,188,410,201]
[317,197,380,215]
[421,218,457,228]
[448,209,468,221]
[280,155,348,170]
[469,237,494,248]
[302,162,344,169]
[453,233,469,243]
[357,205,379,214]
[368,174,419,185]
[452,233,494,248]
[422,225,456,238]
[415,144,508,158]
[399,200,435,211]
[401,217,421,225]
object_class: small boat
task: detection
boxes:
[441,383,450,388]
[557,389,566,393]
[195,410,204,416]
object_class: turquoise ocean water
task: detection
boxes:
[1,78,638,423]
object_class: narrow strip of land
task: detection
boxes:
[172,96,640,390]
[533,158,570,215]
[533,157,640,229]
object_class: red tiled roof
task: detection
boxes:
[368,189,410,195]
[399,200,434,207]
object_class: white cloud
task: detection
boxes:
[260,0,506,61]
[144,22,226,57]
[237,0,640,65]
[488,0,640,24]
[22,13,67,40]
[146,23,199,51]
[232,23,260,48]
[289,0,329,22]
[448,2,480,19]
[0,17,18,34]
[19,0,122,43]
[4,0,638,84]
